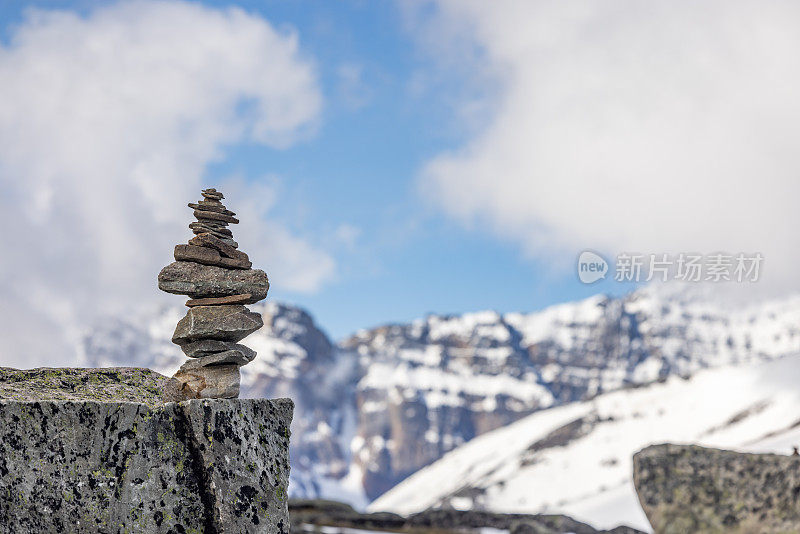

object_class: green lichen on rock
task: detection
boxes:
[0,367,167,406]
[0,367,293,533]
[633,443,800,534]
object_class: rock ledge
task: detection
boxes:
[0,367,293,534]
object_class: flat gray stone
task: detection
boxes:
[158,261,269,302]
[174,245,251,270]
[188,202,235,216]
[179,349,255,370]
[174,243,219,264]
[172,305,264,345]
[189,222,233,238]
[195,219,228,230]
[186,294,254,307]
[0,367,293,534]
[194,209,239,224]
[189,232,249,261]
[180,339,254,358]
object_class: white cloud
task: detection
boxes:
[416,0,800,289]
[0,1,329,366]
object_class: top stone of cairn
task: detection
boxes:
[157,188,269,401]
[202,188,224,200]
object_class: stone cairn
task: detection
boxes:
[158,188,269,401]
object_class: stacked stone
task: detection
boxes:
[158,188,270,401]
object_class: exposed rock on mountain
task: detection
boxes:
[345,287,800,498]
[633,443,800,534]
[243,303,361,504]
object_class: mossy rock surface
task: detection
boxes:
[0,367,167,405]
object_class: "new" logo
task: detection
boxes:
[577,251,608,284]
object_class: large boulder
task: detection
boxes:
[633,443,800,534]
[158,261,269,303]
[0,367,293,534]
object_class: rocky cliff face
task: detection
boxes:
[344,287,800,498]
[633,444,800,534]
[79,287,800,504]
[0,367,293,534]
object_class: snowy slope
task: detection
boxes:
[370,354,800,532]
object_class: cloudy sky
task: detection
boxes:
[0,0,798,365]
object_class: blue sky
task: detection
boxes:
[1,0,794,353]
[0,0,632,339]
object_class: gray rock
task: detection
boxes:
[175,243,219,263]
[0,367,293,534]
[179,349,255,369]
[158,261,269,302]
[633,443,800,534]
[195,209,239,224]
[188,202,235,216]
[172,305,264,345]
[174,244,252,270]
[186,294,254,307]
[165,364,241,400]
[195,219,229,230]
[202,190,224,200]
[216,257,252,270]
[190,232,249,261]
[190,220,230,232]
[189,222,233,238]
[180,339,255,359]
[197,201,226,212]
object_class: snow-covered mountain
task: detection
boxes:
[77,285,800,509]
[369,353,800,532]
[342,285,800,498]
